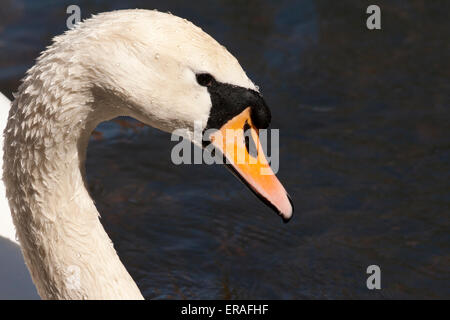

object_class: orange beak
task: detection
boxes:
[208,107,293,222]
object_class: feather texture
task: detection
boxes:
[2,9,256,299]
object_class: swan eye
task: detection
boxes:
[196,73,214,87]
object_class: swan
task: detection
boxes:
[0,9,293,300]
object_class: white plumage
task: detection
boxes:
[0,92,39,299]
[0,9,257,299]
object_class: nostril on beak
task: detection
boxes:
[243,121,258,158]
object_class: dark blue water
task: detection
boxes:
[0,0,449,299]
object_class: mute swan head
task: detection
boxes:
[4,9,293,299]
[41,9,292,220]
[63,10,256,137]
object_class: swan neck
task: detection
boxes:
[3,74,143,299]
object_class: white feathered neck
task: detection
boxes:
[3,43,142,299]
[3,9,256,300]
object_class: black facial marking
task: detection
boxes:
[203,77,271,132]
[244,121,258,158]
